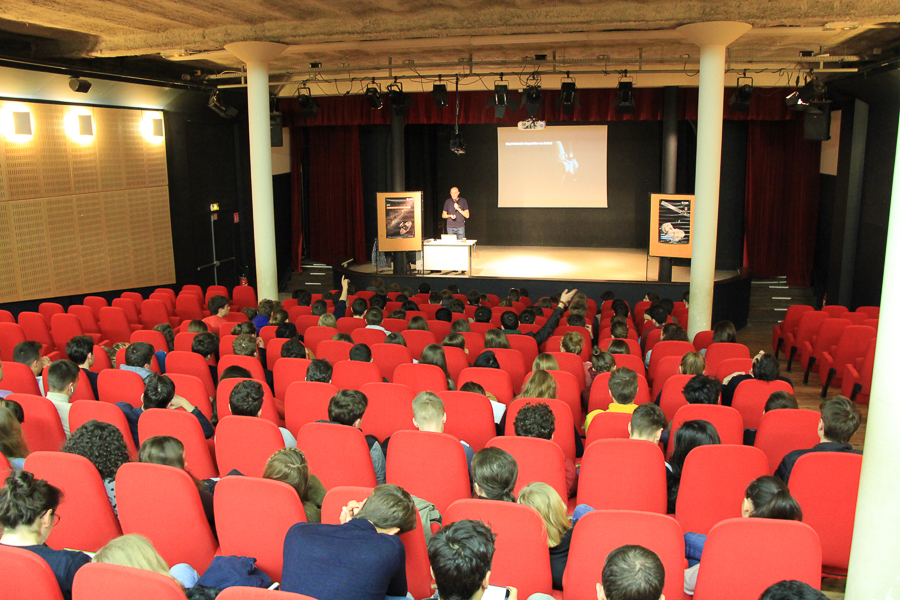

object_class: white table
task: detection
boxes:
[423,239,478,274]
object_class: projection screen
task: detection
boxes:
[497,125,608,208]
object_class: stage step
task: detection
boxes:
[746,276,814,327]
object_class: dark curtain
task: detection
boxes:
[305,126,367,265]
[289,127,305,272]
[744,119,821,285]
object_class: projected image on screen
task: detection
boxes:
[497,125,608,208]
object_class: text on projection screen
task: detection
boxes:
[497,125,608,208]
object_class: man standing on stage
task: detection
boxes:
[442,187,470,239]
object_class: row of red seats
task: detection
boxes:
[11,435,851,599]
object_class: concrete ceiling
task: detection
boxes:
[1,0,900,95]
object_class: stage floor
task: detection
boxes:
[352,246,738,282]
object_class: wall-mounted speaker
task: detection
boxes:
[270,112,283,147]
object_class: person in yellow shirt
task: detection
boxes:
[584,368,639,432]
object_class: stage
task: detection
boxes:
[348,246,739,283]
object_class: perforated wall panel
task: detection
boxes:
[0,102,175,302]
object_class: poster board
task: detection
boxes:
[377,191,423,252]
[649,194,695,259]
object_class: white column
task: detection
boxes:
[676,22,751,338]
[844,117,900,599]
[224,42,286,302]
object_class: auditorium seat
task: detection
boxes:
[578,439,667,513]
[165,351,217,399]
[487,435,567,502]
[394,363,448,394]
[0,544,65,600]
[0,361,41,395]
[457,367,514,404]
[439,390,497,452]
[215,378,280,425]
[359,382,416,443]
[10,393,67,452]
[332,360,383,391]
[297,422,378,489]
[669,405,744,457]
[386,430,470,516]
[315,339,353,364]
[97,369,145,408]
[130,329,169,354]
[585,411,632,445]
[731,379,794,429]
[658,374,693,422]
[753,409,822,475]
[137,409,218,479]
[525,369,582,427]
[69,400,138,459]
[215,416,285,478]
[284,381,337,436]
[703,343,750,377]
[273,357,312,401]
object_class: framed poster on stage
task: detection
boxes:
[649,194,695,259]
[377,192,423,252]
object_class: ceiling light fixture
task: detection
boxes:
[208,89,238,118]
[387,78,413,116]
[296,85,319,118]
[68,77,92,93]
[433,77,448,108]
[729,73,754,112]
[521,73,542,117]
[365,79,383,110]
[615,71,635,114]
[786,76,826,111]
[558,72,577,114]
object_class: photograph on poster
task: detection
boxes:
[385,197,415,239]
[657,198,691,245]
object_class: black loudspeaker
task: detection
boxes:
[270,112,283,147]
[804,105,831,141]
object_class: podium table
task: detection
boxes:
[423,239,477,274]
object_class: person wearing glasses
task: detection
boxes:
[0,471,90,600]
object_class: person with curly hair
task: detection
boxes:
[513,401,577,497]
[61,420,130,515]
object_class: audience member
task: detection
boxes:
[325,390,385,484]
[121,342,156,382]
[254,299,276,332]
[229,380,295,448]
[629,403,667,444]
[759,581,828,600]
[65,335,100,398]
[775,396,861,483]
[471,447,517,502]
[668,420,721,514]
[281,339,307,359]
[428,519,516,600]
[281,484,417,600]
[500,288,577,346]
[765,391,799,412]
[61,420,129,515]
[202,295,230,335]
[0,471,90,600]
[412,391,474,470]
[722,351,792,407]
[14,340,49,393]
[45,359,81,436]
[419,344,455,390]
[305,359,333,383]
[93,534,198,590]
[584,367,639,432]
[514,401,577,496]
[683,375,721,405]
[598,545,665,600]
[117,374,214,448]
[533,353,560,372]
[0,404,28,470]
[450,319,471,334]
[517,482,573,590]
[365,307,390,335]
[263,448,327,523]
[191,333,219,385]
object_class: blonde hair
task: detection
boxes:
[412,391,444,428]
[518,370,557,400]
[680,351,706,376]
[93,535,176,583]
[263,448,310,501]
[517,482,572,546]
[560,332,584,355]
[532,353,559,372]
[318,313,337,328]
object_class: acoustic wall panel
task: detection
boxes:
[0,101,174,302]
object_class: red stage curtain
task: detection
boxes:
[744,119,821,285]
[304,126,367,265]
[289,127,304,272]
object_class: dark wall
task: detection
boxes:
[428,122,661,248]
[826,68,900,308]
[164,89,254,291]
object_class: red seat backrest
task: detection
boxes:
[753,409,822,475]
[359,382,416,442]
[0,360,41,395]
[732,379,794,429]
[487,435,567,501]
[273,358,312,400]
[216,378,280,425]
[578,439,667,513]
[789,452,862,570]
[648,340,695,383]
[74,563,188,600]
[444,499,554,598]
[394,363,448,394]
[693,519,822,600]
[547,352,587,391]
[25,451,122,552]
[461,332,486,362]
[439,390,497,452]
[10,393,67,452]
[332,361,383,391]
[217,354,267,382]
[214,476,305,582]
[491,348,528,394]
[137,409,219,479]
[131,329,169,354]
[703,343,751,376]
[659,374,693,422]
[315,340,353,365]
[297,422,378,489]
[165,351,217,398]
[669,404,744,457]
[166,373,213,421]
[350,327,388,347]
[97,368,147,408]
[507,334,539,369]
[284,381,338,437]
[370,343,413,382]
[585,410,633,445]
[303,326,338,355]
[402,330,438,361]
[115,463,220,573]
[0,543,66,599]
[675,444,769,535]
[215,416,285,477]
[457,367,514,404]
[386,430,471,516]
[563,510,686,600]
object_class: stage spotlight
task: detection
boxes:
[523,84,542,117]
[296,86,319,118]
[433,82,448,108]
[365,81,383,110]
[490,79,509,119]
[729,76,754,112]
[387,80,413,116]
[208,89,238,118]
[68,77,92,93]
[449,131,466,155]
[616,76,634,114]
[786,78,826,111]
[559,75,577,114]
